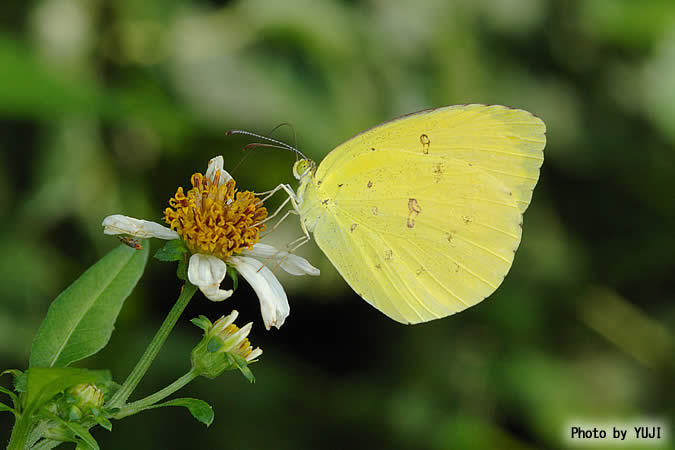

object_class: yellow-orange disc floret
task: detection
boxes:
[164,170,267,259]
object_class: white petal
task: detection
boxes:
[102,214,179,240]
[211,310,239,335]
[242,243,320,276]
[229,256,290,330]
[188,253,233,302]
[205,155,232,187]
[247,347,263,361]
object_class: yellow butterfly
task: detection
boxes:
[260,104,545,324]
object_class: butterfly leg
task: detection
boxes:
[255,183,311,236]
[257,234,312,274]
[256,195,292,228]
[254,183,299,205]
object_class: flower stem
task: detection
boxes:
[108,283,198,409]
[113,369,199,419]
[6,413,32,450]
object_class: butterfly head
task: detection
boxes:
[292,159,316,181]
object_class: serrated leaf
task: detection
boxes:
[154,240,188,262]
[14,372,27,393]
[30,243,149,368]
[190,315,212,332]
[226,353,255,383]
[2,369,25,394]
[149,398,214,427]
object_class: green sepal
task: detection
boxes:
[154,240,188,262]
[177,256,189,281]
[67,405,83,421]
[190,315,212,333]
[0,401,18,417]
[227,266,238,291]
[207,337,224,353]
[94,415,113,431]
[226,353,255,384]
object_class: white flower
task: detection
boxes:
[102,155,319,330]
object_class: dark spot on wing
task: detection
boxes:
[419,134,430,154]
[367,180,373,188]
[433,162,443,183]
[407,198,421,228]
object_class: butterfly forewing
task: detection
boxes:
[316,104,545,213]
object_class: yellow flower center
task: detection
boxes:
[164,169,267,259]
[218,323,257,361]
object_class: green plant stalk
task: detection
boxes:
[7,411,33,450]
[113,369,198,419]
[107,283,198,408]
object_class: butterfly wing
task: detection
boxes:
[301,105,544,324]
[316,104,545,213]
[307,150,523,324]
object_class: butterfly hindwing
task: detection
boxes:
[310,151,522,324]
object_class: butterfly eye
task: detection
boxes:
[292,159,313,180]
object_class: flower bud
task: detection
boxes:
[191,310,262,379]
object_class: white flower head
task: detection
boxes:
[101,155,319,329]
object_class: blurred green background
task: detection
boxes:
[1,0,674,449]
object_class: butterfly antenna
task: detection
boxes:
[226,129,307,160]
[267,123,300,161]
[229,142,292,174]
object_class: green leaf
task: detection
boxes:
[63,422,100,450]
[226,353,255,384]
[190,315,212,333]
[30,243,149,368]
[0,401,17,417]
[148,398,214,427]
[24,368,108,416]
[154,240,188,262]
[0,385,19,409]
